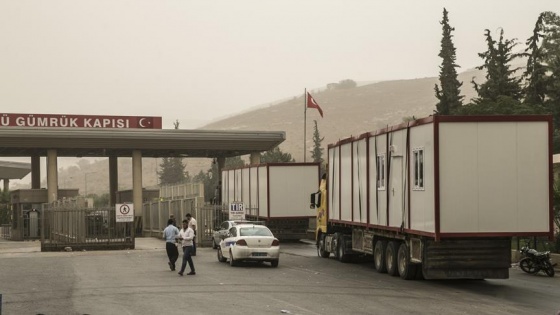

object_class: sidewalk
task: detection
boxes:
[0,237,166,254]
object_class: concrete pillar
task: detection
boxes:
[132,150,143,218]
[109,156,118,206]
[216,156,225,180]
[250,152,261,165]
[31,155,40,189]
[47,149,58,203]
[3,179,9,192]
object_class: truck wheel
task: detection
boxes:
[374,240,387,273]
[385,241,399,276]
[337,234,349,263]
[318,235,330,258]
[397,243,417,280]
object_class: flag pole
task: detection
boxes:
[304,88,307,162]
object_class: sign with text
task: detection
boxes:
[228,202,245,220]
[0,113,162,129]
[116,203,134,222]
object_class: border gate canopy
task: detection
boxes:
[0,128,286,158]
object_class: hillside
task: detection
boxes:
[199,68,481,162]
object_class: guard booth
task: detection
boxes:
[10,189,79,241]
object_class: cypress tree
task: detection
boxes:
[472,28,524,103]
[310,120,324,165]
[434,8,463,115]
[523,13,548,106]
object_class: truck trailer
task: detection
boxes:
[222,163,320,241]
[311,115,553,280]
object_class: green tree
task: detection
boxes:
[540,12,560,129]
[472,28,524,103]
[158,120,187,185]
[260,147,295,163]
[434,8,464,115]
[523,12,549,106]
[310,120,324,165]
[93,193,110,207]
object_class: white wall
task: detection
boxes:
[268,165,318,217]
[439,121,549,233]
[340,143,353,222]
[409,123,435,233]
[352,138,368,224]
[257,166,268,218]
[368,135,387,226]
[328,147,340,221]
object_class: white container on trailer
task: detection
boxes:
[314,115,553,279]
[222,163,320,240]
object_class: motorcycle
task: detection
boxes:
[518,244,556,277]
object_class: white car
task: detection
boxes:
[217,224,280,267]
[212,220,264,249]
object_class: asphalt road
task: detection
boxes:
[0,238,559,315]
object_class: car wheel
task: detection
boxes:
[270,260,279,268]
[229,251,237,267]
[217,246,227,262]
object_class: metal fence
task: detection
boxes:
[0,224,10,240]
[142,197,228,247]
[41,200,133,252]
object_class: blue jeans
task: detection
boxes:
[179,246,195,273]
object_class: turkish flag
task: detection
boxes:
[307,92,323,117]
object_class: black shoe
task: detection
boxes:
[187,271,196,275]
[178,272,183,276]
[168,262,173,271]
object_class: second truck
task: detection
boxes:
[311,115,554,280]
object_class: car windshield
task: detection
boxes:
[239,227,273,237]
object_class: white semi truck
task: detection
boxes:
[222,163,320,241]
[311,115,553,280]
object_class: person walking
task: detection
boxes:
[186,213,197,256]
[169,214,177,227]
[177,219,196,276]
[162,219,179,271]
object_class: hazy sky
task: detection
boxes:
[1,1,559,129]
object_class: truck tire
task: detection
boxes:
[374,240,387,273]
[397,243,417,280]
[318,235,330,258]
[385,241,399,276]
[337,234,350,263]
